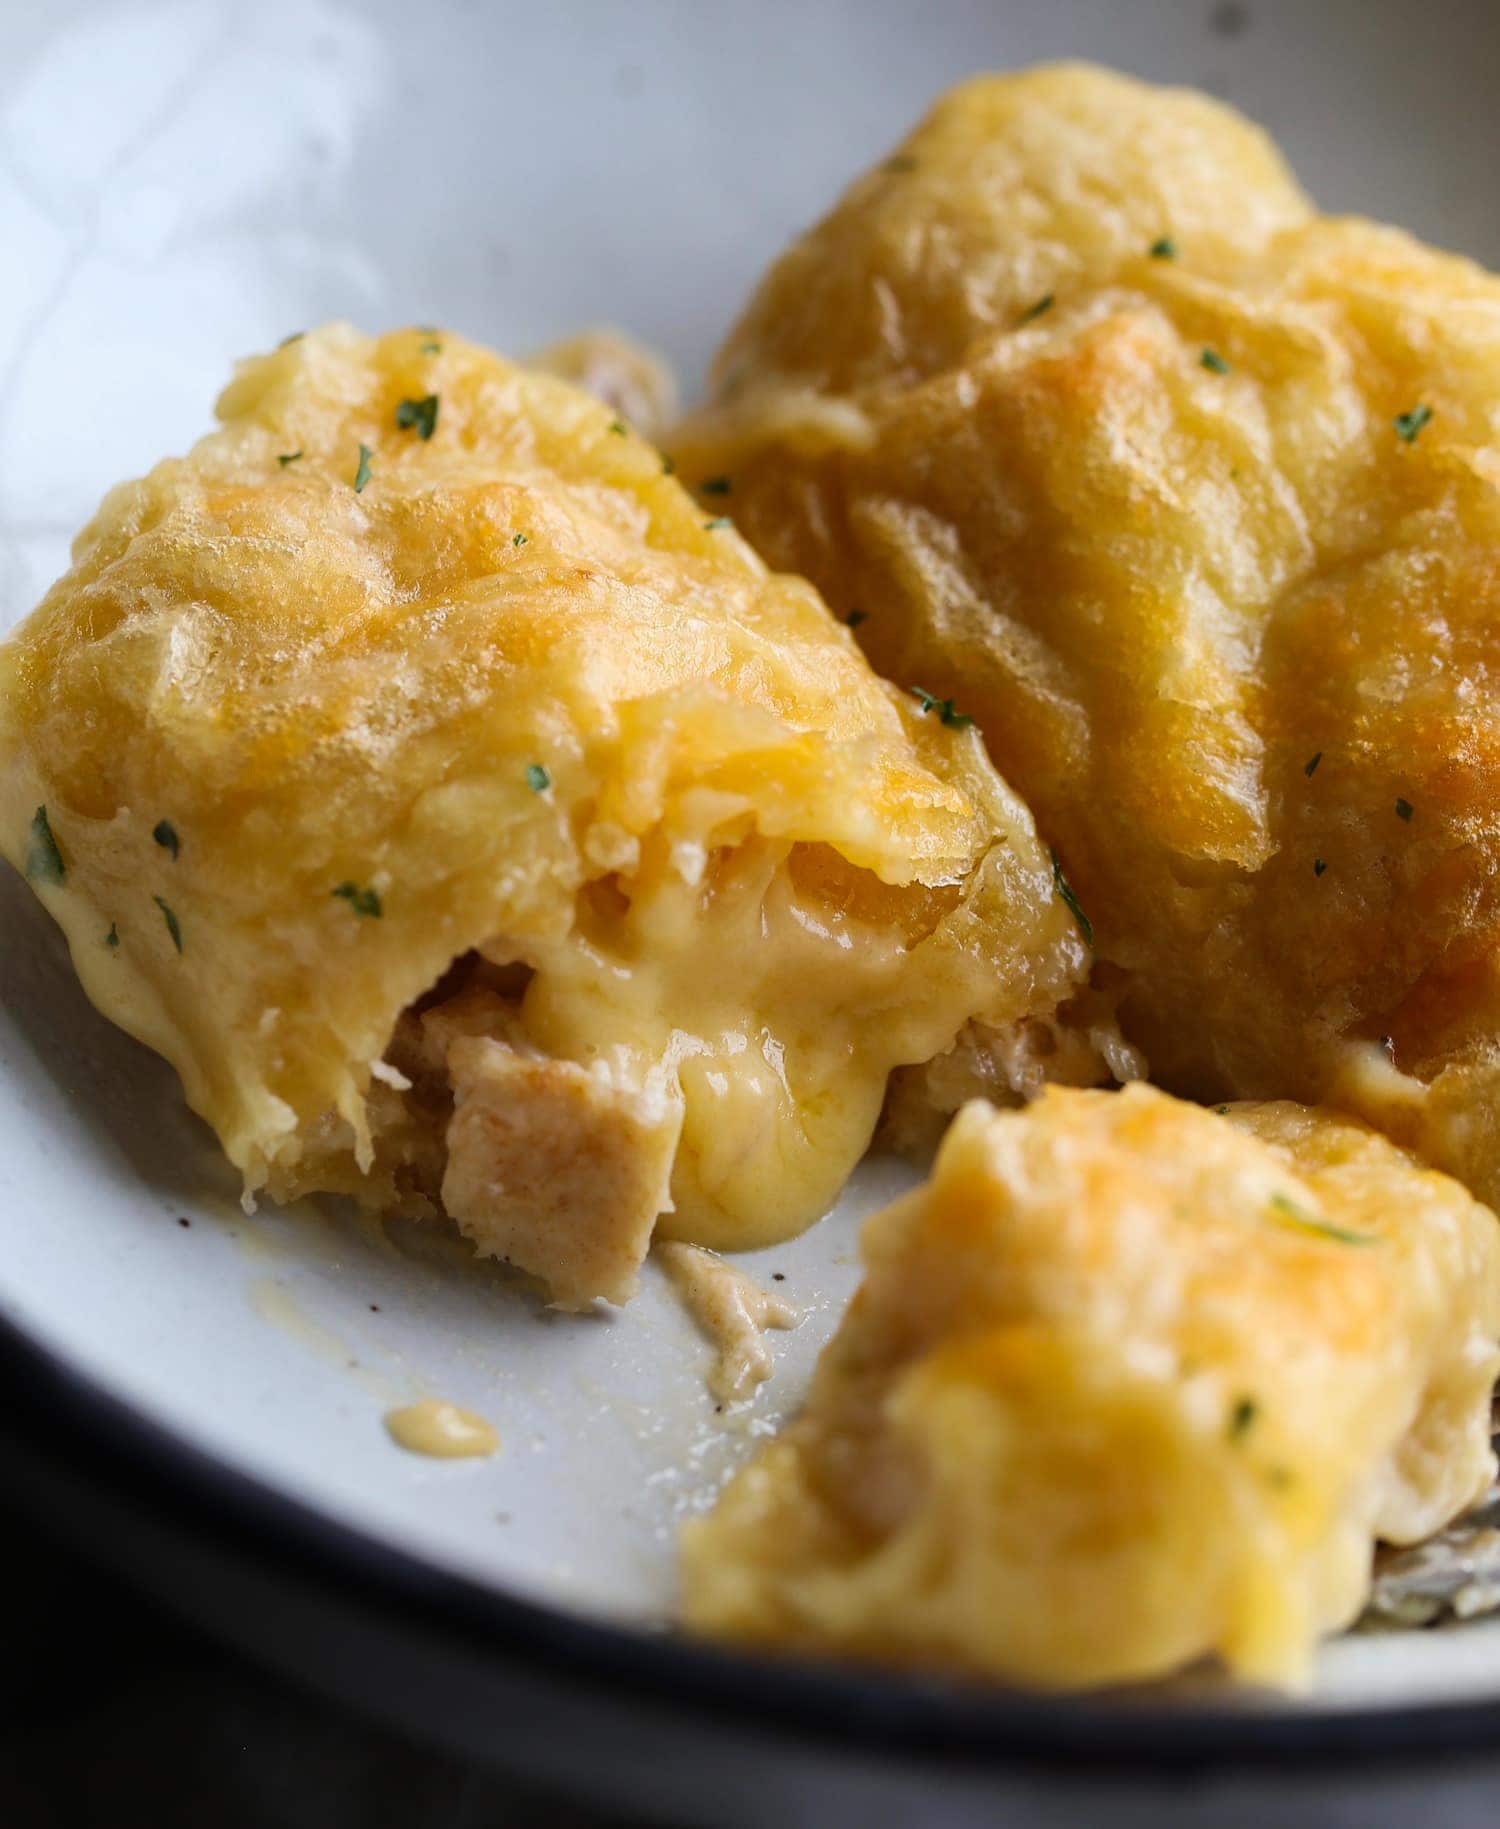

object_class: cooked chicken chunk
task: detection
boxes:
[444,1037,683,1311]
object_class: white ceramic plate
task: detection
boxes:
[4,0,1500,1751]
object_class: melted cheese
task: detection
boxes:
[681,1085,1500,1689]
[384,1400,499,1459]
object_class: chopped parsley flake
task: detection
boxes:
[1215,1104,1231,1115]
[883,154,918,174]
[395,394,439,440]
[1313,857,1327,876]
[609,419,628,436]
[332,882,383,919]
[703,516,732,530]
[420,338,442,355]
[1395,796,1414,822]
[25,805,64,884]
[513,532,528,547]
[1018,293,1054,325]
[277,450,303,467]
[154,895,183,953]
[910,687,973,729]
[277,331,304,348]
[1149,236,1178,259]
[1395,404,1433,443]
[661,454,676,476]
[105,922,120,950]
[1200,347,1231,374]
[1304,751,1322,777]
[526,763,551,794]
[152,819,180,860]
[1049,847,1095,951]
[700,475,732,496]
[1228,1396,1258,1441]
[353,443,374,493]
[845,611,868,629]
[1268,1191,1376,1247]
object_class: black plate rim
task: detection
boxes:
[4,1293,1500,1775]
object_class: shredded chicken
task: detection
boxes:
[657,1241,799,1402]
[880,992,1146,1159]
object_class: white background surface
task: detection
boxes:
[3,0,1500,1713]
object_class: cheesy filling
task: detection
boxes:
[321,828,1025,1307]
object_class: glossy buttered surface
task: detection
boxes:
[676,63,1500,1214]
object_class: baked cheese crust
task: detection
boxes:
[681,1085,1500,1688]
[0,324,1091,1304]
[673,64,1500,1210]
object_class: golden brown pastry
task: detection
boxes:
[681,1085,1500,1689]
[0,324,1095,1308]
[673,63,1500,1207]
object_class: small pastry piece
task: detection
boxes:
[531,328,679,442]
[0,324,1094,1308]
[681,1084,1500,1689]
[674,62,1500,1211]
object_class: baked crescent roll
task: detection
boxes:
[0,325,1094,1308]
[673,63,1500,1209]
[681,1085,1500,1688]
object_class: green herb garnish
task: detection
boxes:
[1215,1104,1231,1115]
[1149,236,1178,259]
[661,454,676,476]
[277,450,303,467]
[154,896,183,953]
[278,331,304,348]
[513,532,528,547]
[609,419,628,436]
[25,805,64,884]
[1228,1396,1258,1441]
[700,475,732,497]
[353,443,374,493]
[845,611,868,629]
[420,339,441,355]
[1049,847,1094,951]
[153,820,180,860]
[1304,751,1322,777]
[1200,347,1231,374]
[1395,797,1414,822]
[1313,857,1327,876]
[395,394,439,441]
[1268,1191,1376,1247]
[1018,293,1054,325]
[1395,404,1433,443]
[105,922,120,950]
[703,516,732,530]
[526,763,550,794]
[332,882,383,919]
[910,687,973,729]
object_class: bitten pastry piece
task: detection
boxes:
[681,1086,1500,1689]
[674,63,1500,1207]
[0,325,1093,1307]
